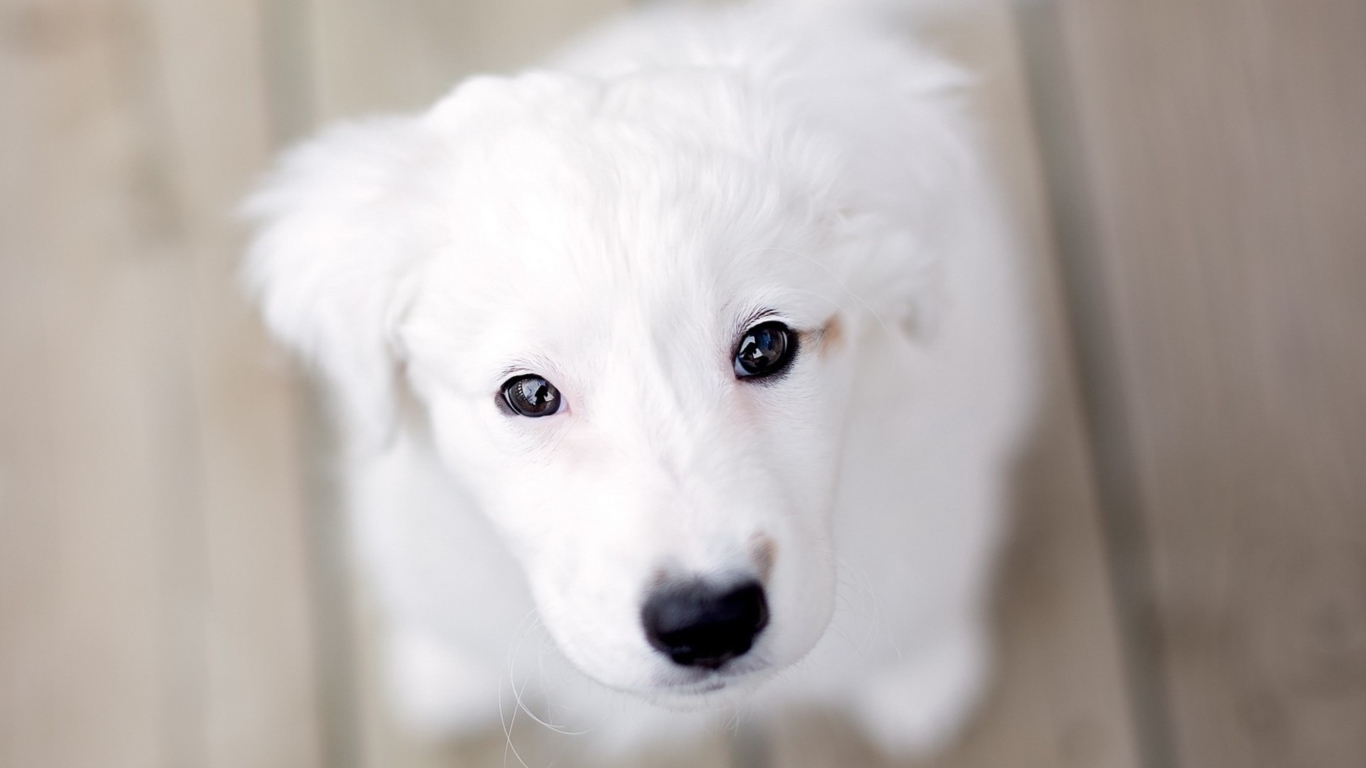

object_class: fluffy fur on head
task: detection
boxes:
[245,1,1034,757]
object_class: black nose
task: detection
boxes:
[642,579,769,670]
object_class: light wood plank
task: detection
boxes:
[1040,1,1366,765]
[138,0,327,766]
[0,1,326,766]
[0,3,203,765]
[304,0,632,121]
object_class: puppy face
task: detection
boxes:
[247,69,951,701]
[401,74,865,698]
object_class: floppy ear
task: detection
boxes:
[243,116,437,451]
[243,73,592,451]
[808,46,978,345]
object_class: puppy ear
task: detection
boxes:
[813,47,979,346]
[243,116,436,451]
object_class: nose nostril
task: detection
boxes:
[642,580,769,670]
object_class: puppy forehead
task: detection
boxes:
[449,130,802,252]
[431,128,824,295]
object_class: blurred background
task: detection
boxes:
[1,1,1362,767]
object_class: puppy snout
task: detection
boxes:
[641,579,769,670]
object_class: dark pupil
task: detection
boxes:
[739,327,786,373]
[510,377,557,415]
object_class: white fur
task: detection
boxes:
[245,1,1035,758]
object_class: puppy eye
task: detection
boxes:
[501,374,563,417]
[734,321,797,380]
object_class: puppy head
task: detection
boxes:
[246,67,966,700]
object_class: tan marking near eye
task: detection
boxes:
[751,534,777,583]
[816,315,844,357]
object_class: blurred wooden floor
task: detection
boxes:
[0,1,1361,767]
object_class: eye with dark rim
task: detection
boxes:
[500,374,563,418]
[734,320,798,380]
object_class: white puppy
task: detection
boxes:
[245,0,1035,758]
